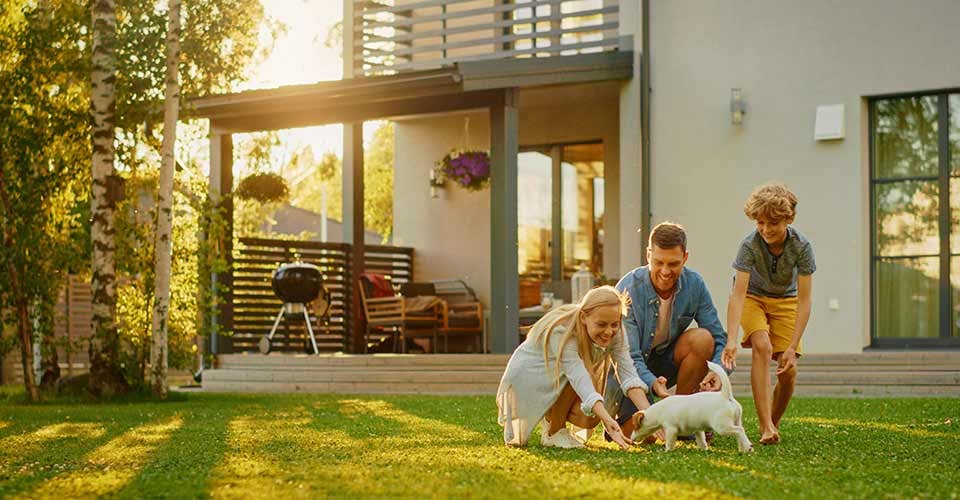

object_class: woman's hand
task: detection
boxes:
[604,419,635,450]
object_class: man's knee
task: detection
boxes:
[677,328,714,361]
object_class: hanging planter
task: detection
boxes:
[437,150,490,192]
[235,172,289,203]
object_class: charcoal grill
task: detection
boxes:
[260,262,330,355]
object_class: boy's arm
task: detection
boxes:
[723,271,751,370]
[778,273,812,375]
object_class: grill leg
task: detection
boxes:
[302,306,319,355]
[267,307,285,340]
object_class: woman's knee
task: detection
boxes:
[568,412,600,429]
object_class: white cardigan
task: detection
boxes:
[496,325,647,446]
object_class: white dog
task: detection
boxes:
[631,361,753,452]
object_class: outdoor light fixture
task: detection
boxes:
[428,166,445,198]
[730,88,746,125]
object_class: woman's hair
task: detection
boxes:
[744,181,798,222]
[528,285,630,387]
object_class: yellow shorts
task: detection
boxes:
[740,294,802,359]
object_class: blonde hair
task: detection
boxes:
[744,182,798,222]
[528,285,630,388]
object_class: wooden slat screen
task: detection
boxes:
[231,237,352,353]
[229,238,415,354]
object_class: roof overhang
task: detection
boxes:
[189,51,634,134]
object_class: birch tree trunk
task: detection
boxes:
[89,0,128,396]
[151,0,181,398]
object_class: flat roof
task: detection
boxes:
[189,51,633,133]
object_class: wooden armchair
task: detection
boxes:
[359,275,440,353]
[432,280,484,353]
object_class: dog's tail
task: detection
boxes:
[707,361,734,402]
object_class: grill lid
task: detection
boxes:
[272,262,323,303]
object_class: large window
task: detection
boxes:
[518,142,604,304]
[871,91,960,346]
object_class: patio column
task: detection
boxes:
[208,131,234,354]
[489,89,519,354]
[343,122,365,353]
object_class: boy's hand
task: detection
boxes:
[722,345,738,370]
[652,376,670,398]
[776,348,797,375]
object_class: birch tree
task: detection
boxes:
[150,0,181,398]
[89,0,128,396]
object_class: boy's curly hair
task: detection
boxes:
[744,182,798,222]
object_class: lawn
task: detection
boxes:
[0,391,957,499]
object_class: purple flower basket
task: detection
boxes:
[438,150,490,192]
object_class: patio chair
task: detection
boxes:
[359,274,441,353]
[431,280,484,353]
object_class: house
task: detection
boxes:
[191,0,960,356]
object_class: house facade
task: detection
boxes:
[379,0,960,353]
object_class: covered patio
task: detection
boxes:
[191,51,634,357]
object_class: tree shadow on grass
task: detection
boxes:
[0,415,145,497]
[113,404,239,499]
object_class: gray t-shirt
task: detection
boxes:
[732,226,816,298]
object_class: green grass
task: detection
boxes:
[0,392,957,499]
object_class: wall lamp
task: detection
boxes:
[730,88,747,125]
[428,166,446,198]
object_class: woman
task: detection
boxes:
[497,286,651,449]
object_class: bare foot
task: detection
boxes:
[759,430,780,445]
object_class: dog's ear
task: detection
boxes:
[632,411,645,427]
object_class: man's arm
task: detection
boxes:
[622,302,656,389]
[695,278,727,366]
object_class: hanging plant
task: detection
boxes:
[235,172,289,203]
[437,150,490,192]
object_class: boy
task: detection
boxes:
[722,182,815,445]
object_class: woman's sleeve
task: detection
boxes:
[557,339,604,416]
[612,330,648,393]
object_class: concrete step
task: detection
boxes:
[201,380,498,395]
[204,350,960,396]
[205,368,505,384]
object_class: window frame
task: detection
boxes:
[869,89,960,347]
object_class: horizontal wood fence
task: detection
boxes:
[353,0,621,75]
[223,237,415,354]
[1,275,92,386]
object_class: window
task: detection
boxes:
[518,142,604,305]
[870,91,960,346]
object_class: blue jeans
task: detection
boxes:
[613,341,679,426]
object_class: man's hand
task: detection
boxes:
[699,371,721,392]
[721,344,738,370]
[652,376,669,398]
[777,347,798,375]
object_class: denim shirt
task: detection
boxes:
[615,266,727,389]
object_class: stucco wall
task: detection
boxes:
[646,0,960,353]
[393,83,621,306]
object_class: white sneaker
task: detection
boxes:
[540,428,585,448]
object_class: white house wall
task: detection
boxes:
[647,0,960,353]
[393,83,621,307]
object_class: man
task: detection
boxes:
[609,221,728,438]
